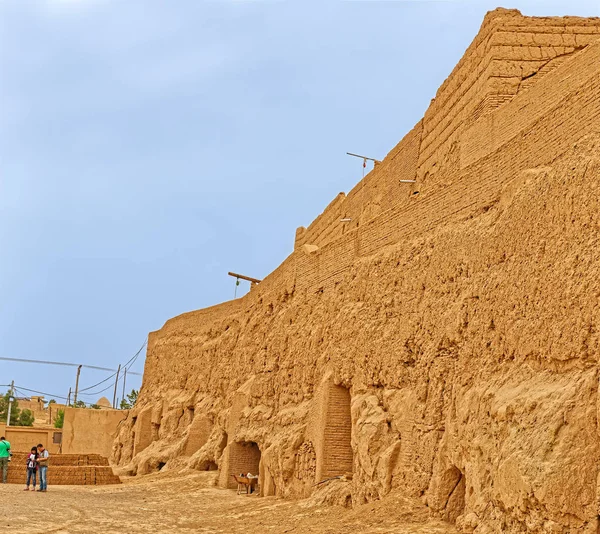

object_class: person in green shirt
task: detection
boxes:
[0,437,11,483]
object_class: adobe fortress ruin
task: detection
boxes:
[113,9,600,534]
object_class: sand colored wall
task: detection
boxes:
[417,9,600,182]
[182,415,212,456]
[61,407,127,458]
[5,452,120,485]
[318,383,353,481]
[114,10,600,534]
[294,9,600,254]
[295,120,423,251]
[48,403,67,425]
[224,441,261,489]
[132,407,154,457]
[0,425,61,454]
[17,397,47,423]
[13,398,66,426]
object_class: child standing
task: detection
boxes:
[25,447,37,491]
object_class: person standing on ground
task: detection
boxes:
[36,443,49,492]
[25,447,38,491]
[0,437,11,483]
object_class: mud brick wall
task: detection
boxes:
[48,454,110,466]
[294,9,600,254]
[417,9,600,180]
[293,441,316,495]
[115,9,600,534]
[319,384,353,480]
[295,121,423,252]
[62,407,127,458]
[183,415,212,456]
[6,453,120,485]
[0,425,61,454]
[225,441,261,489]
[133,407,154,456]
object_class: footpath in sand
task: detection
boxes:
[0,471,456,534]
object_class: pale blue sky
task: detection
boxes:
[1,0,599,405]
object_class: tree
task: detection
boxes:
[0,390,20,425]
[54,409,65,429]
[18,409,34,427]
[73,400,86,409]
[90,404,100,410]
[48,399,56,405]
[120,389,139,410]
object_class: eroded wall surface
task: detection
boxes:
[113,9,600,534]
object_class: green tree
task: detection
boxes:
[18,409,34,427]
[73,400,86,409]
[90,404,100,410]
[54,409,65,429]
[120,389,139,410]
[48,399,56,404]
[0,390,21,425]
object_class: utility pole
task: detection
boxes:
[66,388,72,407]
[121,368,127,407]
[112,364,121,408]
[73,365,82,406]
[6,380,14,427]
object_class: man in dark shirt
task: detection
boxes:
[37,443,49,492]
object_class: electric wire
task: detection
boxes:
[76,380,118,398]
[3,340,146,407]
[77,340,146,393]
[78,361,132,399]
[12,385,93,408]
[0,356,142,375]
[0,357,113,372]
[12,385,70,403]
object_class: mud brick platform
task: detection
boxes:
[6,452,120,485]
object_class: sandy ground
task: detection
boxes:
[1,472,457,534]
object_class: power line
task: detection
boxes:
[124,342,145,371]
[13,385,97,409]
[78,340,146,393]
[13,385,116,407]
[0,357,111,372]
[79,361,134,398]
[0,356,142,376]
[77,371,119,394]
[3,341,146,407]
[77,380,117,397]
[13,385,70,402]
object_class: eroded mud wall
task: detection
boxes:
[113,9,600,534]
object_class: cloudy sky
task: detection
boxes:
[1,0,599,406]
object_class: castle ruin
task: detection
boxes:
[113,9,600,533]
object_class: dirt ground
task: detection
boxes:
[0,471,457,534]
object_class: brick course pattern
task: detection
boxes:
[225,442,261,490]
[6,453,120,486]
[320,384,353,480]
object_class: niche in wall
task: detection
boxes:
[441,466,466,523]
[226,441,261,489]
[319,384,353,480]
